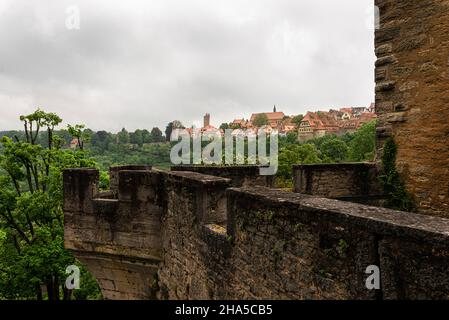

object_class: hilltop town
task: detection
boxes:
[188,104,377,141]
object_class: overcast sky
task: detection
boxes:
[0,0,375,132]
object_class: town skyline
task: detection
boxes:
[183,103,376,138]
[0,103,376,137]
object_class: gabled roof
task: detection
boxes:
[232,119,246,125]
[339,119,359,128]
[202,125,219,132]
[302,111,339,130]
[339,107,353,114]
[250,112,285,122]
[359,112,377,123]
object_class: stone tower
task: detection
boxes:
[204,113,210,127]
[374,0,449,217]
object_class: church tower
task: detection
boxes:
[203,113,210,127]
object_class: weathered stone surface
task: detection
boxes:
[64,167,449,300]
[385,112,406,123]
[375,55,398,67]
[292,163,383,205]
[171,165,274,187]
[375,0,449,217]
[73,251,160,300]
[375,68,387,81]
[63,168,99,214]
[109,165,152,194]
[375,44,392,56]
[64,168,164,300]
[376,80,396,92]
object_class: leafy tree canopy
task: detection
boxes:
[291,115,304,127]
[252,114,269,127]
[0,109,101,300]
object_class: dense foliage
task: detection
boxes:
[0,110,101,300]
[252,114,269,127]
[379,137,415,212]
[1,126,173,172]
[276,120,377,186]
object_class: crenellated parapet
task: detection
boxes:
[63,166,232,299]
[292,163,384,205]
[63,166,163,299]
[171,165,275,188]
[64,165,449,300]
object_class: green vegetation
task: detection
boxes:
[276,121,377,187]
[88,127,170,170]
[291,114,304,127]
[0,112,180,300]
[226,235,234,245]
[0,119,377,182]
[252,114,269,127]
[165,120,185,142]
[277,144,321,180]
[219,123,230,130]
[0,109,101,300]
[347,121,376,162]
[379,138,415,212]
[338,239,349,254]
[88,141,172,171]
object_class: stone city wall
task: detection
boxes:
[292,163,383,205]
[64,166,449,300]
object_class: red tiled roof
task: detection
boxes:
[302,111,339,130]
[250,112,285,122]
[339,119,359,128]
[202,125,219,131]
[359,112,377,123]
[232,119,246,125]
[339,108,353,114]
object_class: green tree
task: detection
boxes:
[117,128,130,145]
[219,123,230,130]
[277,144,321,180]
[285,131,298,145]
[172,120,184,129]
[348,121,376,161]
[320,137,349,163]
[0,110,101,300]
[165,121,184,142]
[141,129,151,144]
[252,114,269,127]
[150,127,164,143]
[92,130,112,151]
[68,124,90,150]
[296,144,321,164]
[291,114,304,127]
[165,122,174,142]
[130,129,144,146]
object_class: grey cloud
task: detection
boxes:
[0,0,375,132]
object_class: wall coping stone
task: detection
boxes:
[227,186,449,245]
[293,162,376,170]
[156,168,232,187]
